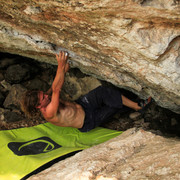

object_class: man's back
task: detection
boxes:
[42,101,85,128]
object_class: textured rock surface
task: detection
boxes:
[0,0,180,113]
[29,128,180,180]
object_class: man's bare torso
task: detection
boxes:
[46,101,85,128]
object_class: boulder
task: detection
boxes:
[23,77,49,92]
[5,64,31,84]
[29,128,180,180]
[3,84,26,110]
[0,57,20,69]
[4,109,24,123]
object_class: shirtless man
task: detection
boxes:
[21,51,151,132]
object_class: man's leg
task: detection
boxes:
[93,106,119,127]
[82,86,141,110]
[78,86,143,131]
[80,86,123,109]
[121,95,141,111]
[78,86,151,131]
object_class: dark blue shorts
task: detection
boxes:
[76,86,124,132]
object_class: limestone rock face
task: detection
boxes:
[0,0,180,113]
[29,128,180,180]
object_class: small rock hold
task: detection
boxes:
[24,6,42,15]
[129,112,141,120]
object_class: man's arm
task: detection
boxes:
[41,51,69,120]
[52,51,69,92]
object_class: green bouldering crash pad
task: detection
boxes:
[0,123,122,180]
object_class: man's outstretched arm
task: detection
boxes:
[45,51,69,95]
[41,51,69,120]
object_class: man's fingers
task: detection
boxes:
[56,51,69,62]
[56,54,59,60]
[59,51,63,59]
[62,51,69,60]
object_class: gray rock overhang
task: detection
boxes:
[0,0,180,113]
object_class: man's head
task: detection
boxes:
[21,90,39,118]
[21,90,51,118]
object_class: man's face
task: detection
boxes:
[37,91,50,109]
